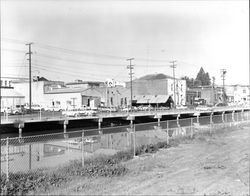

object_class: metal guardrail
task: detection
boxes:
[1,106,250,124]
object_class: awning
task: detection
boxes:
[135,95,170,104]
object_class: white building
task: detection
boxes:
[12,80,130,109]
[225,85,250,104]
[1,88,25,109]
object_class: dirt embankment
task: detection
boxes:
[48,125,250,196]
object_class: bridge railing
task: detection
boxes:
[1,111,250,182]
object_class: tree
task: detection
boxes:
[195,67,211,86]
[181,76,195,88]
[181,67,211,88]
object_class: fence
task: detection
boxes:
[1,111,250,181]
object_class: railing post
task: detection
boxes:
[191,118,193,139]
[232,111,235,122]
[63,119,68,139]
[110,134,113,149]
[210,112,213,134]
[6,137,9,182]
[19,125,22,138]
[222,111,225,123]
[29,144,32,170]
[166,121,169,144]
[126,115,135,150]
[177,114,180,136]
[158,117,160,127]
[133,124,136,158]
[98,118,103,135]
[82,131,84,167]
[241,110,244,121]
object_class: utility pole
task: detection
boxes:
[221,69,227,103]
[170,60,177,107]
[212,76,216,104]
[127,58,134,109]
[26,43,33,112]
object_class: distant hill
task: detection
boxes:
[137,73,174,80]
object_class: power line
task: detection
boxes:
[127,58,135,109]
[32,62,127,78]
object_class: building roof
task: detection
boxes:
[66,81,103,85]
[45,87,86,94]
[137,73,175,80]
[1,88,25,98]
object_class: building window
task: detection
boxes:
[121,98,123,106]
[9,81,11,87]
[171,84,173,91]
[0,80,2,86]
[110,97,113,106]
[5,81,7,86]
[243,89,246,93]
[66,100,72,105]
[124,97,127,105]
[56,101,60,105]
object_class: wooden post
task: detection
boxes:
[133,124,136,157]
[166,121,169,144]
[63,119,68,139]
[6,137,9,181]
[29,144,32,170]
[222,111,225,123]
[232,111,235,122]
[241,110,244,121]
[191,118,193,138]
[18,126,22,138]
[82,131,84,167]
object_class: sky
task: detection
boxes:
[1,0,249,85]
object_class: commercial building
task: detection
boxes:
[186,86,223,105]
[1,78,25,109]
[224,85,250,104]
[126,74,186,106]
[12,78,130,109]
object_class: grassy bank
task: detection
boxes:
[1,124,245,195]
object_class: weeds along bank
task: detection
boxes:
[1,114,250,195]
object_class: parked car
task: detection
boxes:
[176,105,188,110]
[84,109,98,116]
[24,104,44,111]
[196,105,211,111]
[44,106,62,112]
[62,109,86,117]
[214,103,228,107]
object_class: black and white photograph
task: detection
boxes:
[0,0,249,195]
